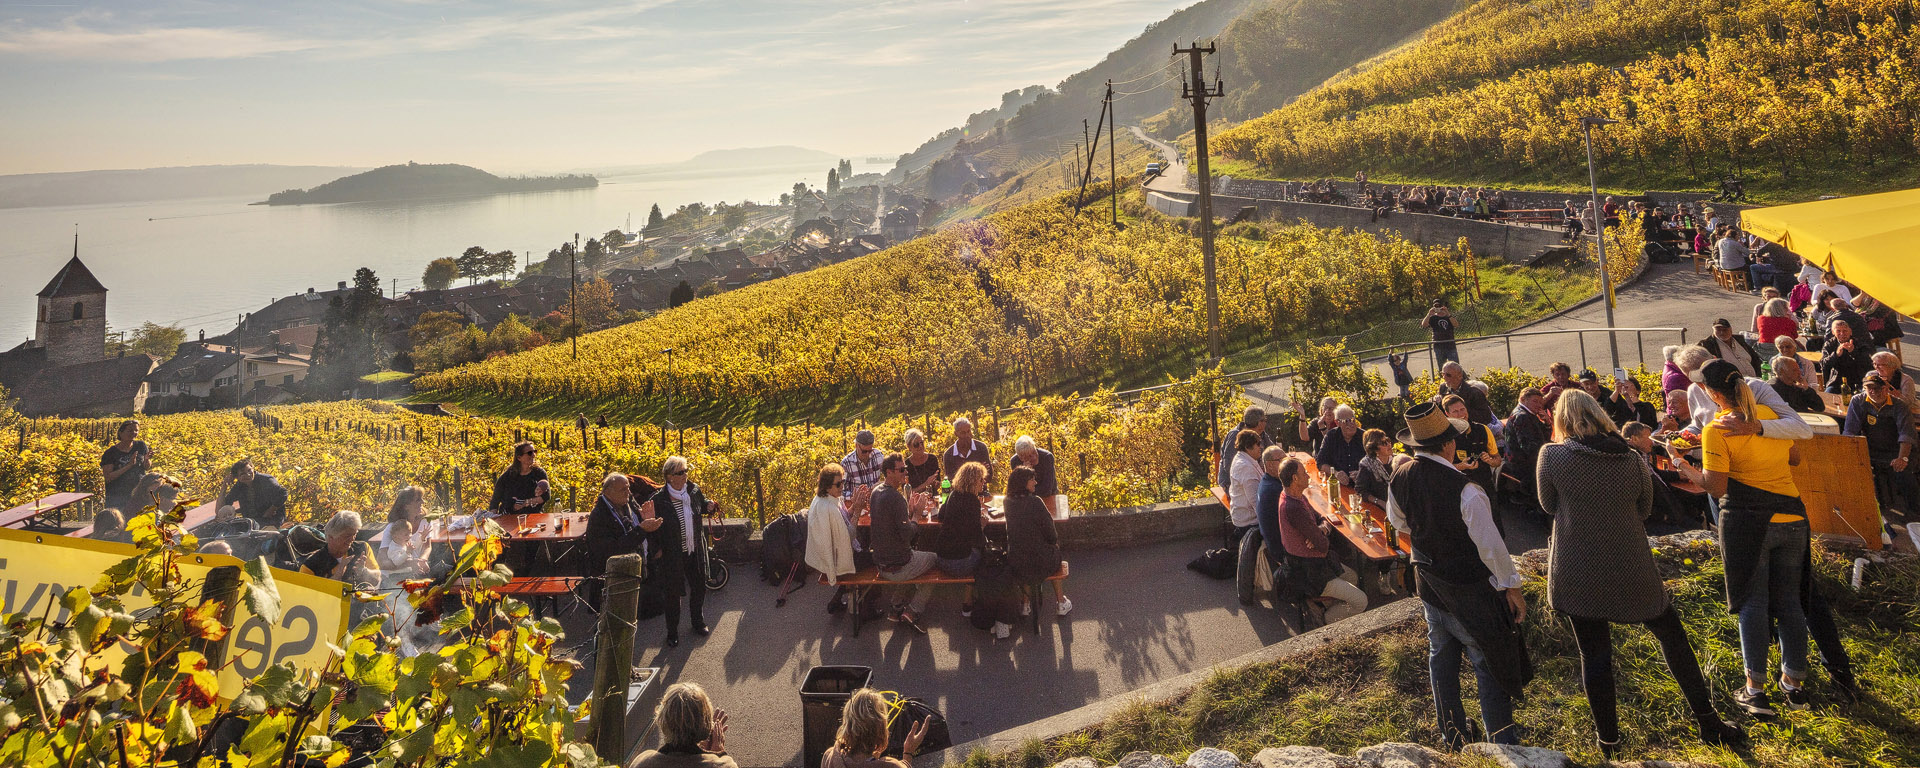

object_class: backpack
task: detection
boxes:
[969,550,1021,630]
[1186,547,1236,580]
[759,512,808,585]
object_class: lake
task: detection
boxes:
[0,159,891,345]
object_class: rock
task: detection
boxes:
[1051,759,1101,768]
[1186,748,1242,768]
[1249,746,1362,768]
[1460,743,1571,768]
[1117,752,1179,768]
[1353,742,1449,768]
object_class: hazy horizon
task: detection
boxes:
[0,0,1200,176]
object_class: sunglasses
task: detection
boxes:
[667,470,688,477]
[520,450,537,457]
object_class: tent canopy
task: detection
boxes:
[1741,187,1920,318]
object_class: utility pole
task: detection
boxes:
[1580,116,1623,376]
[1176,42,1225,360]
[570,232,579,360]
[1107,79,1118,228]
[389,278,396,298]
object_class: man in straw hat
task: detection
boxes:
[1386,402,1531,749]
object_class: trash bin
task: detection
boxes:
[800,665,872,768]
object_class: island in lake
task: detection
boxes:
[260,162,596,205]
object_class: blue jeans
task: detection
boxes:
[936,549,981,577]
[1738,519,1811,681]
[1747,264,1776,292]
[1424,601,1520,748]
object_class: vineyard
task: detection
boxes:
[1212,0,1920,194]
[415,186,1474,423]
[1,375,1242,528]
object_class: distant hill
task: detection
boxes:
[262,163,597,205]
[0,164,367,209]
[683,146,839,169]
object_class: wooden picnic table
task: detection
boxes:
[1,493,92,530]
[69,501,219,538]
[400,511,592,545]
[853,494,1070,528]
[1285,452,1411,597]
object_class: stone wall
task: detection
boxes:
[1213,194,1567,263]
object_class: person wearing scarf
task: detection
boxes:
[648,456,715,648]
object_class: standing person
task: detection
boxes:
[628,683,737,768]
[585,473,657,611]
[1437,362,1496,425]
[1443,395,1502,495]
[1388,352,1415,400]
[1314,405,1366,485]
[1225,429,1265,550]
[901,429,942,495]
[1534,392,1741,756]
[1386,403,1530,749]
[1670,361,1816,715]
[867,454,936,633]
[1010,435,1061,513]
[1423,299,1459,366]
[1216,407,1270,490]
[841,429,885,504]
[647,456,717,648]
[943,418,993,487]
[218,458,288,530]
[1006,465,1071,631]
[488,442,550,517]
[1265,456,1367,624]
[1844,372,1916,521]
[99,420,151,513]
[820,689,930,768]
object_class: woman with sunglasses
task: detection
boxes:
[488,441,550,517]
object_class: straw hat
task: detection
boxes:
[1397,402,1468,451]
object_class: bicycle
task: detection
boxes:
[702,506,737,591]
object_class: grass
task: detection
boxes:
[954,538,1920,768]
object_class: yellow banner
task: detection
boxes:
[0,528,351,698]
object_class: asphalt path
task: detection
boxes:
[556,534,1294,768]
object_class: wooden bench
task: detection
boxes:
[825,562,1070,636]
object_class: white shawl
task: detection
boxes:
[803,495,857,584]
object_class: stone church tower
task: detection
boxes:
[35,254,108,368]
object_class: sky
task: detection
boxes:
[0,0,1200,175]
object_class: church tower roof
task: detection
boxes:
[38,256,108,298]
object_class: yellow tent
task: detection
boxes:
[1741,187,1920,318]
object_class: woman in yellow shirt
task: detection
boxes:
[1672,360,1812,716]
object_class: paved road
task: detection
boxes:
[560,534,1293,768]
[1131,127,1188,195]
[1241,261,1763,414]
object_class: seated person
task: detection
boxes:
[1259,457,1366,623]
[1844,372,1916,523]
[1773,335,1820,387]
[1872,351,1917,411]
[1604,377,1660,429]
[1767,355,1827,414]
[88,508,129,544]
[1698,318,1763,379]
[301,511,380,589]
[1006,466,1071,627]
[488,442,549,517]
[1354,430,1394,509]
[377,486,433,579]
[1821,319,1875,394]
[1621,421,1704,526]
[1542,362,1577,410]
[629,682,738,768]
[1313,404,1366,484]
[1659,388,1692,433]
[219,458,289,530]
[1443,395,1502,495]
[200,496,258,539]
[1010,434,1061,512]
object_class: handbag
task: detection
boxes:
[884,695,953,758]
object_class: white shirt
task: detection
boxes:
[1810,283,1853,310]
[1385,453,1523,591]
[1686,378,1813,440]
[1227,451,1262,528]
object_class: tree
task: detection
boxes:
[668,280,695,308]
[583,238,607,272]
[310,267,385,397]
[791,182,808,204]
[695,281,721,299]
[407,310,467,351]
[827,168,840,194]
[487,250,517,279]
[779,192,791,206]
[422,257,459,290]
[646,203,666,232]
[457,245,490,285]
[487,313,535,355]
[410,313,485,372]
[722,205,749,231]
[566,278,620,331]
[109,322,187,358]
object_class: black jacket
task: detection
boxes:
[220,474,288,529]
[586,486,653,577]
[1005,494,1061,583]
[645,483,711,596]
[934,492,986,560]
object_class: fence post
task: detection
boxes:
[1505,337,1513,369]
[453,468,463,513]
[1578,332,1588,371]
[589,553,644,759]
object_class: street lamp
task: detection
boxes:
[1580,115,1622,377]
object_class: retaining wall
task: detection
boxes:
[1156,189,1566,262]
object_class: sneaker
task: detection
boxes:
[896,610,929,634]
[1021,600,1032,617]
[1055,597,1074,616]
[960,602,974,618]
[991,622,1011,640]
[1733,687,1776,717]
[1779,680,1811,711]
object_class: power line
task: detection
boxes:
[1114,76,1181,98]
[1106,60,1179,86]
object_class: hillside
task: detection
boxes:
[262,162,597,205]
[0,164,366,209]
[413,184,1587,424]
[1212,0,1920,197]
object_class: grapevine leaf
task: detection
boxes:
[241,557,282,624]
